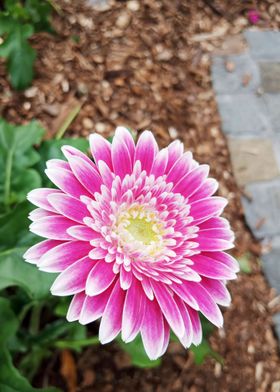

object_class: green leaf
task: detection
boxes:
[0,118,45,209]
[0,23,35,90]
[190,340,223,365]
[0,348,60,392]
[0,298,19,346]
[0,248,55,299]
[118,335,161,368]
[238,253,252,274]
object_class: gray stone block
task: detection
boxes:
[262,238,280,293]
[260,62,280,93]
[273,312,280,343]
[272,136,280,171]
[212,53,260,94]
[263,94,280,131]
[216,94,272,136]
[244,30,280,60]
[241,179,280,239]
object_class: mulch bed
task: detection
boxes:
[1,0,280,391]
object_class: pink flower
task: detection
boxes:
[248,9,260,24]
[24,127,238,359]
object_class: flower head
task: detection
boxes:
[24,127,238,359]
[248,9,260,24]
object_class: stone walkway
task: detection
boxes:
[212,30,280,341]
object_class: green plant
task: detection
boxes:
[0,118,96,390]
[0,0,53,90]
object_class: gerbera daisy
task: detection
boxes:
[24,126,238,359]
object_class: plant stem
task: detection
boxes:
[29,303,43,335]
[4,148,13,210]
[54,336,99,350]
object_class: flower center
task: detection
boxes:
[126,216,158,245]
[114,205,168,262]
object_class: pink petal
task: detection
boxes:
[86,260,116,296]
[190,197,227,224]
[198,217,230,231]
[112,133,132,178]
[120,267,133,290]
[166,152,193,185]
[151,281,185,339]
[122,279,146,342]
[98,160,114,188]
[191,254,236,280]
[66,292,86,322]
[135,131,158,174]
[23,239,63,264]
[28,208,56,222]
[188,178,218,203]
[171,283,199,310]
[174,296,193,348]
[141,278,154,300]
[204,251,239,273]
[79,284,114,325]
[186,305,202,345]
[67,156,102,196]
[67,225,100,241]
[173,165,209,197]
[141,298,164,360]
[183,282,223,327]
[157,319,170,357]
[47,193,89,224]
[198,227,234,242]
[201,277,231,306]
[30,216,77,240]
[115,126,135,160]
[150,148,168,177]
[46,159,70,170]
[27,188,61,212]
[99,280,126,344]
[166,140,184,172]
[89,133,113,169]
[51,257,95,296]
[196,236,234,251]
[61,145,94,167]
[39,241,92,272]
[45,168,92,199]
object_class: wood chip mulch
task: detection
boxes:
[1,1,280,391]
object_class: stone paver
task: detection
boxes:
[244,30,280,60]
[260,63,280,93]
[212,29,280,346]
[228,138,279,186]
[216,94,272,135]
[263,94,280,131]
[242,179,280,239]
[212,53,260,94]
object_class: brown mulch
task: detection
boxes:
[1,0,280,391]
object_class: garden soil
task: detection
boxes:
[1,1,280,391]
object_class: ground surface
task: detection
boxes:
[1,1,280,391]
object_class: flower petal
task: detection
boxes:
[45,168,92,199]
[191,254,236,280]
[141,298,164,360]
[150,148,168,177]
[47,193,89,224]
[99,280,126,344]
[86,260,116,296]
[27,188,61,212]
[23,239,63,264]
[166,140,184,172]
[67,225,100,241]
[67,156,102,196]
[51,257,95,296]
[112,132,132,178]
[122,279,146,342]
[66,292,86,322]
[39,241,92,272]
[89,133,112,169]
[190,197,227,224]
[173,165,209,197]
[201,277,231,306]
[135,131,158,174]
[79,284,114,325]
[151,281,185,339]
[30,216,76,240]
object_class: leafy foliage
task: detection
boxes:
[0,0,53,90]
[0,118,97,389]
